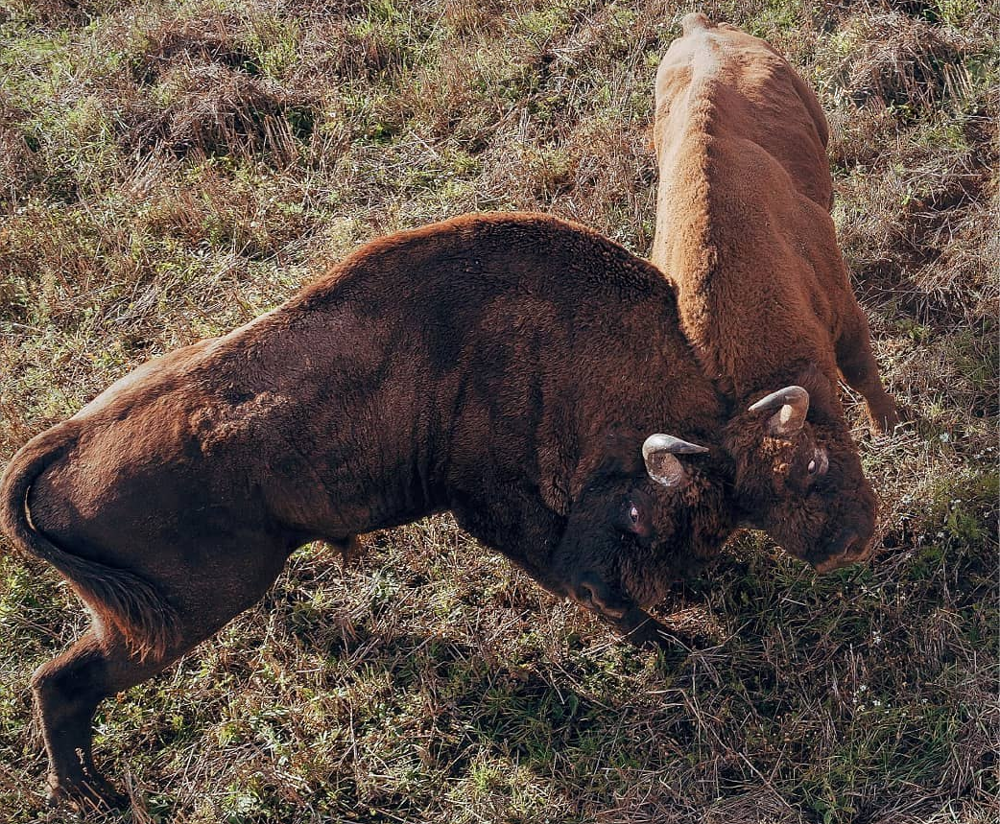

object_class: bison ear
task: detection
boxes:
[748,385,810,437]
[642,434,709,488]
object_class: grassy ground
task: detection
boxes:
[0,1,996,822]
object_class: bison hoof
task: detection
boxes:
[47,774,128,813]
[870,403,903,436]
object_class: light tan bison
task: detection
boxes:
[651,13,899,572]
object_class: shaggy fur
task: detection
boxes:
[650,13,899,568]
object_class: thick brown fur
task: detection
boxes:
[650,13,899,568]
[0,211,895,811]
[1,213,734,810]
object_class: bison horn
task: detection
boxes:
[748,385,810,436]
[642,434,709,489]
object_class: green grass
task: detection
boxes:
[0,1,997,822]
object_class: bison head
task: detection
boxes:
[725,368,877,572]
[551,431,728,626]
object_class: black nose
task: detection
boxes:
[812,528,874,573]
[571,574,629,619]
[830,530,860,557]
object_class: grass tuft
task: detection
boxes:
[125,61,315,163]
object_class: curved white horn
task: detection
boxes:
[642,434,709,489]
[641,434,710,458]
[748,385,810,436]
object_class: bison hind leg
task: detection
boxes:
[33,534,293,812]
[32,631,142,812]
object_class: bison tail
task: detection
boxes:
[0,422,179,661]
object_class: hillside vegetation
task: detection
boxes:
[0,1,996,822]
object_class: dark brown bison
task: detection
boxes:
[650,13,899,572]
[2,212,873,811]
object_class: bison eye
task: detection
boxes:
[806,449,829,478]
[622,497,649,537]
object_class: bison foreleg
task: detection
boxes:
[835,309,899,434]
[332,534,361,566]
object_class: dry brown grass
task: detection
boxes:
[0,93,38,206]
[126,62,310,162]
[0,1,996,822]
[136,11,261,82]
[830,9,973,108]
